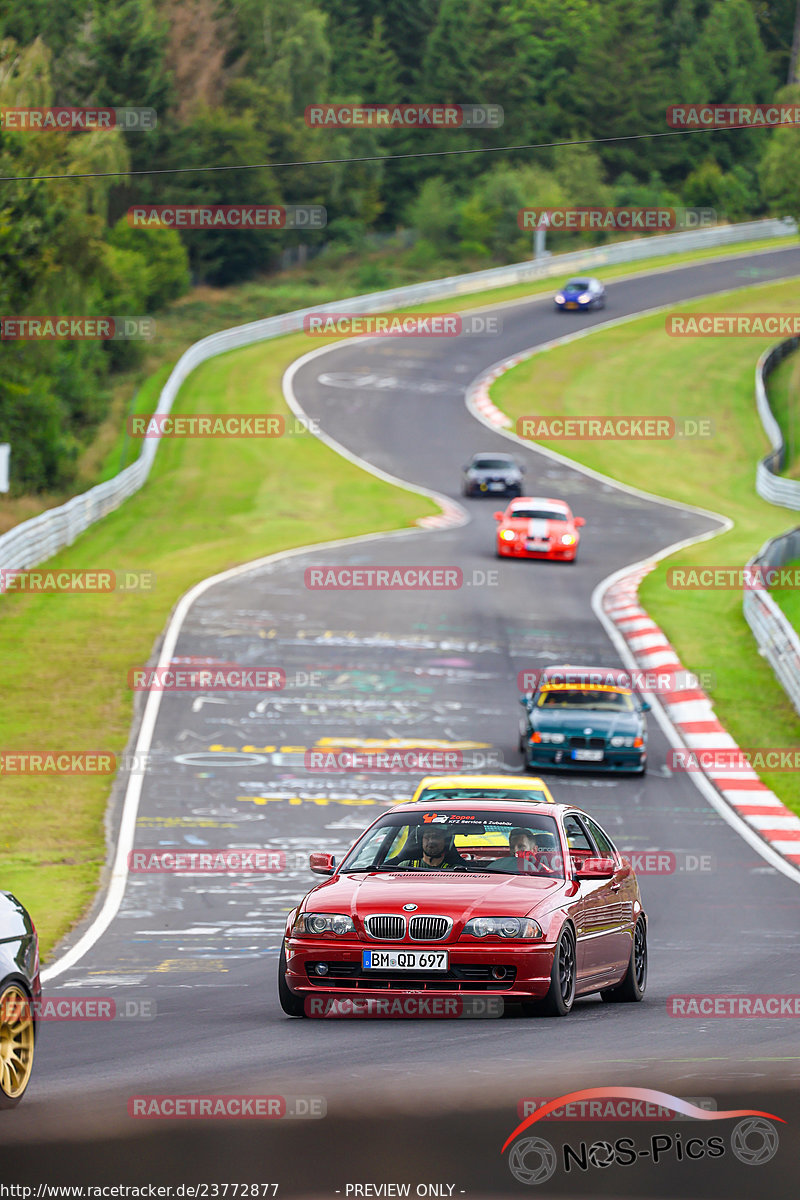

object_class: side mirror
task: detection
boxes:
[493,511,504,520]
[573,517,585,528]
[519,464,527,474]
[640,700,651,712]
[309,852,336,876]
[574,856,616,880]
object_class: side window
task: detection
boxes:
[563,815,592,854]
[583,816,618,860]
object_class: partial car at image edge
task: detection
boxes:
[0,891,40,1108]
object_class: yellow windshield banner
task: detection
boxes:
[540,683,631,695]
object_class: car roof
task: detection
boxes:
[471,451,515,460]
[509,497,569,509]
[389,798,575,817]
[414,774,550,790]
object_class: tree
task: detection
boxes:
[760,83,800,220]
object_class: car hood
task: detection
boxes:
[532,708,641,735]
[303,871,564,928]
[504,516,574,537]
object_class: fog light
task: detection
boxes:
[315,963,329,976]
[492,966,508,980]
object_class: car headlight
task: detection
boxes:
[578,291,592,302]
[500,529,516,541]
[293,913,355,937]
[463,916,543,939]
[555,293,565,303]
[539,732,565,744]
[610,736,638,748]
[561,533,576,545]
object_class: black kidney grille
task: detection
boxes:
[408,915,451,941]
[364,915,405,940]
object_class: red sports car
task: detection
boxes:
[494,497,585,562]
[278,800,647,1018]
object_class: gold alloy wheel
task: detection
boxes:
[0,983,35,1105]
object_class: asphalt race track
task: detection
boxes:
[4,246,800,1194]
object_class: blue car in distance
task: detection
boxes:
[554,277,606,311]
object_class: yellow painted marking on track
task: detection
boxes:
[238,794,392,807]
[153,959,228,973]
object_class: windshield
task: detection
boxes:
[472,458,515,470]
[564,280,590,292]
[418,787,549,803]
[509,508,568,521]
[537,687,635,712]
[339,809,565,877]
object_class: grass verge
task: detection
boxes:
[490,277,800,812]
[0,334,436,957]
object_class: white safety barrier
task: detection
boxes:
[743,529,800,718]
[0,216,795,573]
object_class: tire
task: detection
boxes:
[522,925,576,1017]
[601,915,647,1003]
[0,981,35,1108]
[278,944,306,1017]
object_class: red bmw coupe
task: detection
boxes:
[278,800,647,1018]
[494,497,585,562]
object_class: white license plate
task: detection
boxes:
[526,541,549,550]
[489,482,505,491]
[572,749,604,762]
[362,949,448,971]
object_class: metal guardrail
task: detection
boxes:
[744,334,800,719]
[755,335,800,508]
[0,217,796,573]
[743,528,800,717]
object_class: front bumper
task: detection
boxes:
[497,541,576,560]
[525,745,646,772]
[466,481,519,496]
[284,938,556,1002]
